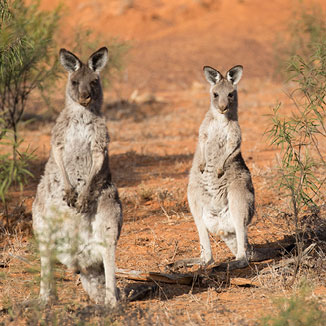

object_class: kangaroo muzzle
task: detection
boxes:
[79,95,91,107]
[219,105,228,114]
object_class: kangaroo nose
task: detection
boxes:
[79,93,91,106]
[219,99,228,113]
[219,104,228,113]
[81,92,90,100]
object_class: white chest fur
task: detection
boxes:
[206,116,229,140]
[204,118,229,159]
[65,110,94,150]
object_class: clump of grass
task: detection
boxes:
[157,188,188,222]
[260,285,325,326]
[137,184,154,202]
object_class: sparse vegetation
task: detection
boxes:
[1,299,182,326]
[1,1,326,326]
[157,188,188,222]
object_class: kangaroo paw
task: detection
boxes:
[64,187,78,207]
[75,193,90,213]
[216,168,224,178]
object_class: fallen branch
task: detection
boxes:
[116,268,196,285]
[230,277,259,287]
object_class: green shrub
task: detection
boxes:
[0,0,61,219]
[268,3,326,226]
[0,128,34,215]
[0,0,62,133]
[267,2,326,278]
[267,50,326,250]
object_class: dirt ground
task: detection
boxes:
[2,0,326,325]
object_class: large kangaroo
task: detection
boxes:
[32,47,122,306]
[187,65,254,267]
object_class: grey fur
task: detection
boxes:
[188,65,254,265]
[32,47,122,306]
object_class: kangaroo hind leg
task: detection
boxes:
[189,192,213,265]
[80,270,105,304]
[228,183,251,262]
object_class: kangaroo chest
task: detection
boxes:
[62,112,97,187]
[65,113,95,151]
[204,120,229,160]
[199,120,231,205]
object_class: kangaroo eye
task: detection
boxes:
[228,92,234,98]
[91,79,99,86]
[213,92,219,98]
[71,80,79,87]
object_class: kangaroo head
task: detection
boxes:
[203,65,243,115]
[59,47,108,108]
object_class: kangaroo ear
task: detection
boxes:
[88,47,109,73]
[203,66,222,85]
[59,49,81,72]
[226,65,243,85]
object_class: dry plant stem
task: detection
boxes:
[160,204,171,221]
[258,243,316,276]
[170,240,179,262]
[8,252,34,266]
[286,168,305,286]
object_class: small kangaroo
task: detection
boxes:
[32,47,122,306]
[187,65,254,267]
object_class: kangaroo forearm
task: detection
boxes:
[84,151,105,190]
[221,144,240,169]
[199,142,206,169]
[52,146,72,189]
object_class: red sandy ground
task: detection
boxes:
[2,0,326,325]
